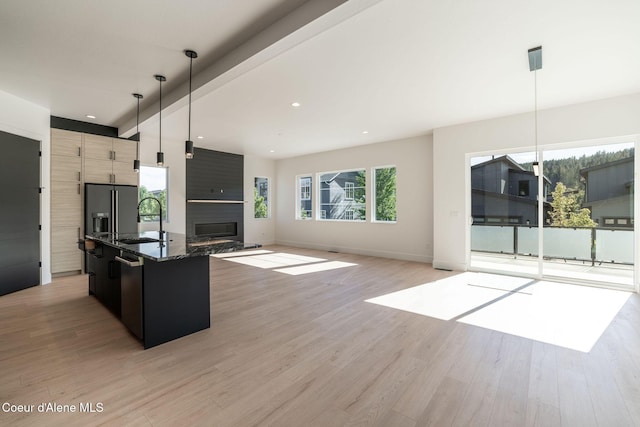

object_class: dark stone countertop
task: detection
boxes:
[85,231,257,262]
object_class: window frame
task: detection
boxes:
[138,165,169,223]
[316,168,366,222]
[296,174,313,220]
[254,176,270,219]
[372,165,397,223]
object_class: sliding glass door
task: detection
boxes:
[469,151,540,277]
[542,142,634,287]
[469,140,635,289]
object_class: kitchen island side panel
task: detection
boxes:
[142,255,210,349]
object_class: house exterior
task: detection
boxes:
[318,170,366,220]
[471,155,550,226]
[580,157,634,227]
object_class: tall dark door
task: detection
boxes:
[0,130,40,295]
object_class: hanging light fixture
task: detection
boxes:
[132,93,143,172]
[184,49,198,159]
[528,46,542,176]
[155,74,166,166]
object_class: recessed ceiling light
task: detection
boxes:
[86,114,96,119]
[269,149,275,153]
[291,102,301,108]
[197,135,204,139]
[362,130,369,134]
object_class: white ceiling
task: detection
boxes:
[2,0,639,159]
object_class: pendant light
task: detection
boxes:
[184,49,198,159]
[132,93,143,172]
[155,74,167,166]
[528,46,542,176]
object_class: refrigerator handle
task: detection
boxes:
[113,190,119,234]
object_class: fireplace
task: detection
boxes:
[195,222,238,238]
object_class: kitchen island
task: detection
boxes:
[83,231,251,349]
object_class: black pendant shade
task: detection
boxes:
[132,93,143,172]
[155,74,166,166]
[185,140,194,159]
[185,49,197,159]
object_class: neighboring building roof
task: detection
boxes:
[579,156,633,178]
[471,154,525,171]
[471,154,551,184]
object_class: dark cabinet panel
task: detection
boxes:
[87,244,121,317]
[186,148,243,201]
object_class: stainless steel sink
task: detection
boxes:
[116,237,161,244]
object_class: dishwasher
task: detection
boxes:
[116,254,143,340]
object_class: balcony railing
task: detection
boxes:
[471,224,634,265]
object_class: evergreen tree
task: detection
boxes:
[254,188,268,218]
[549,182,596,227]
[375,167,397,221]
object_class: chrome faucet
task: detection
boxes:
[137,197,163,238]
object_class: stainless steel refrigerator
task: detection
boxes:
[85,183,138,236]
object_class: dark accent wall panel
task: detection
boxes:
[50,116,119,138]
[186,147,244,240]
[187,147,243,201]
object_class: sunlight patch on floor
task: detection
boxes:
[366,272,631,352]
[365,272,531,321]
[216,251,358,275]
[459,281,630,352]
[274,261,357,275]
[222,253,327,269]
[211,249,274,258]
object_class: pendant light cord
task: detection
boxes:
[159,78,162,154]
[534,62,538,163]
[188,55,193,141]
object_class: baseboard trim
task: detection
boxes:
[275,240,433,263]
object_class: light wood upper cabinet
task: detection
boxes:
[51,155,81,182]
[84,158,114,184]
[112,138,136,163]
[112,160,138,185]
[83,134,137,185]
[83,134,114,161]
[51,129,82,157]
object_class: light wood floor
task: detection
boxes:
[1,245,639,426]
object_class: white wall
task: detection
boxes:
[433,92,640,271]
[244,154,276,245]
[276,135,433,262]
[138,134,186,234]
[0,90,52,284]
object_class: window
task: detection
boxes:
[297,175,312,220]
[254,177,269,219]
[373,166,396,222]
[345,182,355,200]
[518,180,529,197]
[138,166,168,222]
[318,169,366,221]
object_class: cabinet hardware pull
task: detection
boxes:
[77,183,81,194]
[115,256,142,267]
[78,147,81,156]
[77,227,81,239]
[77,171,81,181]
[113,151,116,161]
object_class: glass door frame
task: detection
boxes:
[465,135,639,293]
